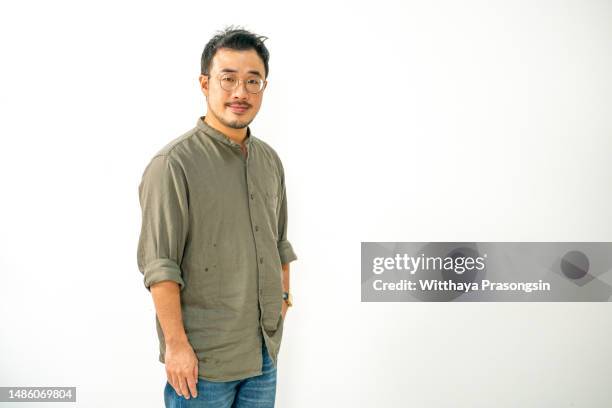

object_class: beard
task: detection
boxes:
[209,103,254,129]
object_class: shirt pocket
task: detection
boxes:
[265,190,278,212]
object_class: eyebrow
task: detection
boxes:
[219,68,263,78]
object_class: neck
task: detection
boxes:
[204,113,248,145]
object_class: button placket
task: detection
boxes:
[244,145,266,327]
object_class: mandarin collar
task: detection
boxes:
[196,116,252,148]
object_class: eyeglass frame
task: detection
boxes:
[206,72,267,95]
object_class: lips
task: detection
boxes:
[227,104,249,114]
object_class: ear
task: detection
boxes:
[263,80,268,91]
[199,74,209,97]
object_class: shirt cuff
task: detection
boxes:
[278,240,298,265]
[143,258,185,291]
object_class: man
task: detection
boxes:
[136,26,297,407]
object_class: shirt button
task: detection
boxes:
[259,257,264,264]
[250,193,254,199]
[255,225,259,231]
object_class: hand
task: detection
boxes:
[165,339,199,399]
[281,300,288,320]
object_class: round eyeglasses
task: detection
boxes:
[215,73,265,94]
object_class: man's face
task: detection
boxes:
[200,48,267,130]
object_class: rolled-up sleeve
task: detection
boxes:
[276,160,298,265]
[137,154,189,291]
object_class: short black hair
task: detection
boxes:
[201,25,270,79]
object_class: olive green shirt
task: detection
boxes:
[137,116,298,382]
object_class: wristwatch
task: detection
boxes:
[282,291,293,307]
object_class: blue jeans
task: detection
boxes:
[164,341,277,407]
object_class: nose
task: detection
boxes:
[231,80,249,99]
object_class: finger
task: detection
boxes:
[187,370,198,399]
[169,373,181,396]
[178,375,191,399]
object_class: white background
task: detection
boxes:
[1,0,611,407]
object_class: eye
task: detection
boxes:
[247,79,260,85]
[222,76,237,83]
